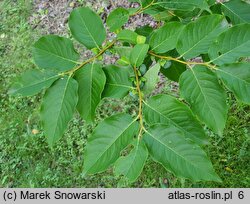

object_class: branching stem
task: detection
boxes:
[148,51,217,70]
[133,65,145,140]
[130,0,155,17]
[63,40,116,76]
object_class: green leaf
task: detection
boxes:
[102,65,133,99]
[117,30,138,44]
[160,61,186,82]
[69,7,106,49]
[222,0,250,24]
[83,113,139,174]
[144,125,221,182]
[32,35,79,71]
[114,46,133,62]
[209,24,250,65]
[143,63,160,95]
[149,22,184,54]
[143,94,208,145]
[177,15,228,60]
[135,25,153,40]
[114,141,148,182]
[216,63,250,104]
[74,63,106,123]
[156,0,210,11]
[41,77,78,146]
[130,44,150,67]
[107,8,129,32]
[179,65,228,135]
[9,70,59,96]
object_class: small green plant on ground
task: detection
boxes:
[9,0,250,183]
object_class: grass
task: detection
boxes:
[0,0,249,188]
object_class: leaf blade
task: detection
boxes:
[216,63,250,104]
[179,65,228,135]
[177,15,228,59]
[75,63,106,123]
[41,77,78,146]
[83,113,139,174]
[144,125,221,182]
[143,94,208,145]
[114,141,148,182]
[130,44,149,67]
[9,70,59,96]
[69,7,106,49]
[32,35,79,71]
[102,65,133,99]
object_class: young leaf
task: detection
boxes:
[177,15,228,60]
[32,35,79,71]
[149,22,184,54]
[156,0,210,11]
[144,125,221,182]
[9,70,59,96]
[209,24,250,65]
[117,30,138,44]
[69,7,106,49]
[143,63,160,95]
[179,65,228,135]
[130,44,150,67]
[143,94,208,145]
[222,0,250,24]
[107,8,129,32]
[160,61,186,82]
[83,113,139,175]
[41,77,78,146]
[102,65,133,99]
[74,63,106,123]
[216,63,250,104]
[114,141,148,182]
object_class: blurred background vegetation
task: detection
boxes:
[0,0,249,187]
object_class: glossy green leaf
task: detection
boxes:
[135,25,153,40]
[156,0,210,11]
[102,65,133,99]
[149,22,184,54]
[179,65,228,135]
[143,94,208,145]
[9,70,59,96]
[177,15,228,59]
[114,141,148,182]
[209,24,250,65]
[144,125,221,181]
[130,44,150,67]
[69,7,106,49]
[75,63,106,123]
[32,35,79,71]
[143,63,160,95]
[107,8,129,32]
[117,30,138,44]
[160,61,186,82]
[83,113,139,174]
[41,77,78,146]
[222,0,250,24]
[216,63,250,104]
